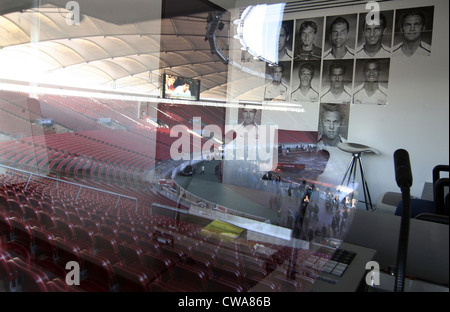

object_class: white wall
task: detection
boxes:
[346,0,449,201]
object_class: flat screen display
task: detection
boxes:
[162,73,201,101]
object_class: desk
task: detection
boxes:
[344,209,449,286]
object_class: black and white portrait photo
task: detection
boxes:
[264,62,290,102]
[323,14,358,60]
[277,20,294,63]
[320,59,354,104]
[392,6,434,57]
[290,60,321,103]
[238,106,261,127]
[293,17,324,61]
[353,58,390,105]
[317,103,350,148]
[356,11,394,59]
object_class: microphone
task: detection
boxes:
[393,149,413,292]
[394,149,413,188]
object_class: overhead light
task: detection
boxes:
[234,3,285,64]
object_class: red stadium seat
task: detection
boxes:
[117,244,158,282]
[113,263,152,292]
[36,257,67,280]
[23,205,40,223]
[138,239,161,255]
[118,232,139,245]
[79,251,117,292]
[83,218,102,233]
[10,217,35,249]
[8,257,50,292]
[143,253,174,282]
[213,263,246,286]
[68,213,84,227]
[0,214,14,240]
[46,278,70,292]
[53,237,84,269]
[160,245,186,264]
[118,243,145,266]
[0,250,17,292]
[94,233,123,266]
[183,255,213,278]
[73,226,96,253]
[7,199,25,218]
[55,219,76,240]
[247,278,280,292]
[38,211,58,231]
[100,225,120,240]
[5,241,33,263]
[31,227,57,260]
[0,194,8,211]
[271,275,302,292]
[171,263,208,291]
[208,277,247,292]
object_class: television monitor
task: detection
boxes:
[162,73,201,101]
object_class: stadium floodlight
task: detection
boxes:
[234,3,285,64]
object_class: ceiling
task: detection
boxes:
[0,0,233,100]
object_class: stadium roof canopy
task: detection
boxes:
[0,0,233,101]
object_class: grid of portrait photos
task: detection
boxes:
[259,5,434,146]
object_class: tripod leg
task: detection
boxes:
[341,155,355,185]
[358,156,373,210]
[346,156,358,206]
[351,155,358,189]
[346,156,357,186]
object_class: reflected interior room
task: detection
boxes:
[0,0,448,293]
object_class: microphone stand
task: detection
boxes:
[394,185,411,292]
[393,149,413,293]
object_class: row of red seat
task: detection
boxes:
[1,176,201,291]
[0,133,156,184]
[1,175,318,292]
